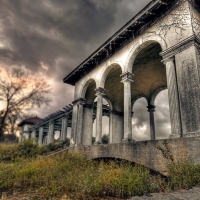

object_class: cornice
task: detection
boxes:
[160,34,200,60]
[63,0,181,85]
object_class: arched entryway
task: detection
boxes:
[130,42,169,140]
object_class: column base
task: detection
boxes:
[169,134,181,139]
[182,131,200,138]
[94,141,102,145]
[122,138,135,143]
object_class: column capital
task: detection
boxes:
[72,98,86,105]
[95,87,105,96]
[49,120,54,125]
[120,71,134,83]
[162,56,175,64]
[62,115,68,120]
[147,105,156,112]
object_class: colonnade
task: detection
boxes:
[32,116,69,146]
[70,53,186,146]
[26,106,73,146]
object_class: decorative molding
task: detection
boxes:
[72,98,86,105]
[95,87,105,96]
[147,105,156,112]
[162,57,175,64]
[160,34,200,60]
[120,72,134,83]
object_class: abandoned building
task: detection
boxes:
[63,0,200,146]
[19,0,200,173]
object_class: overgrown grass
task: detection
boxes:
[0,139,69,162]
[0,152,162,199]
[1,140,200,199]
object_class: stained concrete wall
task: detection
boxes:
[82,107,93,146]
[175,45,200,136]
[111,113,124,143]
[191,4,200,38]
[68,137,200,175]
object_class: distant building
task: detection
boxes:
[18,116,42,141]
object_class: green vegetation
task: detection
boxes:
[102,134,109,144]
[0,138,70,162]
[0,140,200,199]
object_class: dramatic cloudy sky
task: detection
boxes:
[0,0,171,140]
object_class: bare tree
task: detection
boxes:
[0,68,52,140]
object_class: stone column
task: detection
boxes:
[121,72,134,142]
[71,102,79,146]
[147,105,156,140]
[164,57,182,138]
[48,121,54,144]
[94,87,105,144]
[82,105,93,146]
[76,99,86,145]
[109,111,113,144]
[31,129,36,139]
[60,116,68,141]
[38,127,44,146]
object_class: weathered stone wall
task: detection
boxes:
[68,137,200,174]
[70,1,200,145]
[110,113,123,143]
[82,107,93,146]
[175,45,200,136]
[191,3,200,38]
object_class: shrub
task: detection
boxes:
[102,134,109,144]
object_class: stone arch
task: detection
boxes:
[149,86,167,106]
[125,35,167,73]
[132,94,148,108]
[79,78,97,98]
[99,62,123,88]
[103,95,113,111]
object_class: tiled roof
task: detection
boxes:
[18,116,42,126]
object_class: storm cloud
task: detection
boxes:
[0,0,171,139]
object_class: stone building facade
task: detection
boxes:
[63,0,200,146]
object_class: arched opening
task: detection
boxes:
[154,90,171,139]
[132,97,149,141]
[103,64,124,143]
[131,42,168,140]
[81,79,96,146]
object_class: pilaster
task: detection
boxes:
[71,98,86,146]
[163,57,182,138]
[76,99,85,145]
[161,35,200,137]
